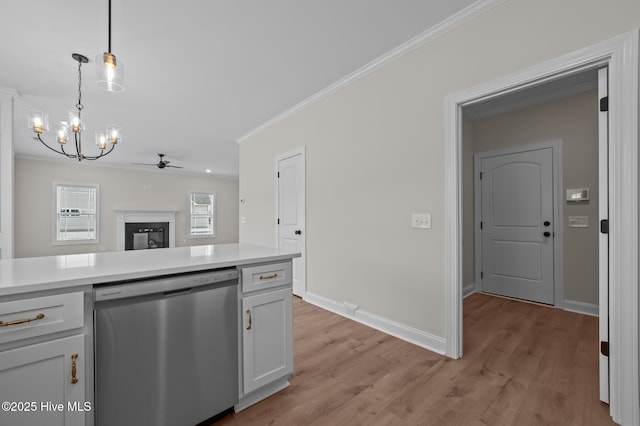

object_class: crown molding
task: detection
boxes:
[237,0,505,144]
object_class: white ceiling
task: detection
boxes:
[1,0,478,177]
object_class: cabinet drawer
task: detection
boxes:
[241,261,292,293]
[0,292,84,344]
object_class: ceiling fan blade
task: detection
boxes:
[131,163,158,166]
[166,165,184,168]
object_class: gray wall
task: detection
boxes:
[14,157,239,258]
[464,89,599,305]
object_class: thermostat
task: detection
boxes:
[566,188,589,202]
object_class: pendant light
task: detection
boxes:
[96,0,124,92]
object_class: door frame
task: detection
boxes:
[274,146,307,296]
[444,31,638,425]
[473,141,563,306]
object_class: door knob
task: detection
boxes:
[294,230,302,235]
[544,221,551,227]
[543,231,551,237]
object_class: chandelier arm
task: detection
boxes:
[83,144,115,160]
[36,134,77,159]
[59,144,78,159]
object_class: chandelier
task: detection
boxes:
[28,53,122,161]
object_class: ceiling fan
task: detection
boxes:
[132,153,183,169]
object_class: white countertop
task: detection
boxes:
[0,243,300,297]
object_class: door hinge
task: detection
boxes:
[480,271,484,279]
[600,96,609,112]
[480,221,483,230]
[600,219,609,234]
[480,172,483,180]
[277,218,280,225]
[601,341,609,357]
[277,172,280,178]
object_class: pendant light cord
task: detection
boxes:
[108,0,112,53]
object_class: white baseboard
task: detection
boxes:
[463,283,476,298]
[563,299,599,317]
[303,292,446,355]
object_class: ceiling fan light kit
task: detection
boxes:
[27,0,124,161]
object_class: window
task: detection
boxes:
[53,183,99,244]
[190,192,215,237]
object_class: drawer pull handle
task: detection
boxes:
[0,313,45,327]
[71,354,79,384]
[259,273,278,280]
[246,309,253,330]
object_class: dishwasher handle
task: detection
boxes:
[163,287,192,296]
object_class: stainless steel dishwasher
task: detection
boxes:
[94,268,238,426]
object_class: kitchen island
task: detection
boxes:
[0,243,300,426]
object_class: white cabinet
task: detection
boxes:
[241,288,293,394]
[237,261,293,410]
[0,334,86,426]
[0,291,88,426]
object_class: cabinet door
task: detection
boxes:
[242,288,293,394]
[0,335,86,426]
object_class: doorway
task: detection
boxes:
[444,31,639,424]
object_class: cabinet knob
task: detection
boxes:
[543,231,551,237]
[294,230,302,235]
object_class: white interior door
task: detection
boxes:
[597,66,609,404]
[277,148,306,296]
[479,147,555,304]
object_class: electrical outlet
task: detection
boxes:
[412,213,432,229]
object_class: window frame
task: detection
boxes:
[189,191,216,238]
[52,182,100,246]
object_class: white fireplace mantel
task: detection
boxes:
[115,209,178,251]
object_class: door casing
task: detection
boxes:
[275,146,306,297]
[473,141,563,306]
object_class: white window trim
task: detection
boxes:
[52,181,100,246]
[188,191,216,238]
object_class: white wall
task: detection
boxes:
[239,0,640,338]
[14,157,239,258]
[0,90,15,259]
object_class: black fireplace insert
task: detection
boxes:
[124,222,169,250]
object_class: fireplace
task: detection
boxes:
[115,210,177,251]
[124,222,169,250]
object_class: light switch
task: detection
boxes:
[568,216,589,228]
[412,213,432,229]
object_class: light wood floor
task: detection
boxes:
[215,293,613,425]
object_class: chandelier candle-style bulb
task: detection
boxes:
[56,124,69,145]
[106,124,122,144]
[95,131,108,150]
[68,111,84,133]
[28,111,49,134]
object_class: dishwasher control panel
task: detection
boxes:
[94,268,238,302]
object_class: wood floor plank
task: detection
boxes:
[214,294,614,425]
